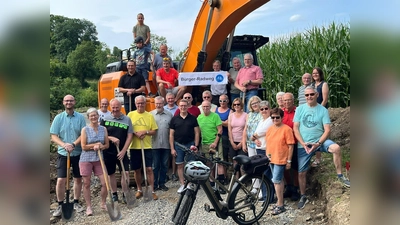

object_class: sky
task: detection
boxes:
[48,0,352,57]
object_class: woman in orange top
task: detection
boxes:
[265,108,295,215]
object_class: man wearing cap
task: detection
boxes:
[156,57,186,102]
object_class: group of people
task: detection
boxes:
[51,12,349,219]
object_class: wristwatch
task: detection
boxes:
[146,130,149,135]
[287,160,292,163]
[72,143,76,148]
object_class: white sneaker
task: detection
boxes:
[74,203,84,213]
[177,185,185,194]
[53,205,62,217]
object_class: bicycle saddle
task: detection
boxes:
[233,155,251,165]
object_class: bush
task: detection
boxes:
[75,87,98,108]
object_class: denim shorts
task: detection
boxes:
[175,142,194,164]
[270,164,285,184]
[137,67,149,80]
[297,139,335,172]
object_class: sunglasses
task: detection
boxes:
[233,104,241,106]
[260,107,269,111]
[163,57,170,61]
[271,116,281,120]
[183,97,191,99]
[219,100,228,103]
[305,93,316,97]
[251,101,260,106]
[203,96,211,99]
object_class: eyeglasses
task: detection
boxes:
[233,104,241,107]
[271,116,281,120]
[136,102,145,105]
[64,100,74,102]
[179,105,188,108]
[260,107,269,111]
[219,100,228,103]
[251,101,260,106]
[202,105,210,108]
[305,93,316,97]
[203,96,211,99]
[183,96,191,99]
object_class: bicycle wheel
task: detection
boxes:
[173,189,196,225]
[228,174,272,225]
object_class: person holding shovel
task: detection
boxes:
[101,99,134,204]
[50,95,86,217]
[127,95,159,200]
[80,108,109,216]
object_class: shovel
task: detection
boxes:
[98,150,122,221]
[61,152,74,221]
[115,144,138,208]
[140,139,153,202]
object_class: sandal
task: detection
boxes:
[271,206,286,215]
[86,207,93,216]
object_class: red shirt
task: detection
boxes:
[174,105,201,118]
[156,68,179,88]
[283,106,297,142]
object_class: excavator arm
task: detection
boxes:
[181,0,270,73]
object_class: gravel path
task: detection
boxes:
[50,178,327,225]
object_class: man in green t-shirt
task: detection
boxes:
[197,101,227,193]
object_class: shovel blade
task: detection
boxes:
[106,201,122,221]
[61,202,74,221]
[143,187,153,203]
[124,191,138,208]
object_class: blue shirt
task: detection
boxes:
[164,104,178,115]
[293,104,330,148]
[50,111,86,156]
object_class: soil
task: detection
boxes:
[49,107,350,224]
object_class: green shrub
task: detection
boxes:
[75,87,98,108]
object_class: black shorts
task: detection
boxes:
[103,151,130,175]
[221,135,230,162]
[130,149,153,171]
[57,154,82,178]
[291,144,299,171]
[229,142,246,159]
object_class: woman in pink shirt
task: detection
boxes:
[228,98,247,178]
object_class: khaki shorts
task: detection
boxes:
[201,143,221,159]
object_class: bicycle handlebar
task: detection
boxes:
[175,142,233,167]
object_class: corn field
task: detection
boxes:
[258,22,350,108]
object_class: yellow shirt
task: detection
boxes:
[127,111,158,149]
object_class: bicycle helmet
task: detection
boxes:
[184,161,210,181]
[134,36,144,43]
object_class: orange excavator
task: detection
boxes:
[98,0,270,114]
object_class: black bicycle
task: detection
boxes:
[172,142,273,225]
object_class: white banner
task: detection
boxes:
[178,71,228,86]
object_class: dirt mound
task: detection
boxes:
[328,107,350,149]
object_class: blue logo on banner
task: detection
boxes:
[216,74,224,82]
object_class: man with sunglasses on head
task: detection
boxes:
[152,44,173,95]
[293,86,350,210]
[198,90,217,114]
[156,57,186,102]
[174,93,201,118]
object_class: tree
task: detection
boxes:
[94,43,119,74]
[67,41,97,87]
[50,14,100,62]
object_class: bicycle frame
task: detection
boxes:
[173,142,270,224]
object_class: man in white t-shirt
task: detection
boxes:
[98,98,111,122]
